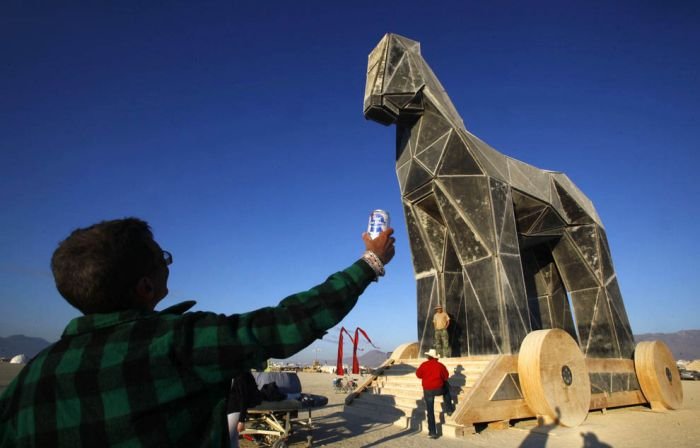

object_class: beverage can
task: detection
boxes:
[367,209,390,239]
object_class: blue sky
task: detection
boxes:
[1,1,698,364]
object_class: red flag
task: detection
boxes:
[352,327,378,374]
[336,327,354,376]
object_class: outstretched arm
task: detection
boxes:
[180,228,396,380]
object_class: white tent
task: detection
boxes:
[10,354,27,364]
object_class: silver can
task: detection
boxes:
[367,209,390,239]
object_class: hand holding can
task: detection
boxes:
[363,227,395,265]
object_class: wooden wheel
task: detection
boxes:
[518,329,591,427]
[634,340,682,410]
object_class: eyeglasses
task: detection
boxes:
[162,250,173,266]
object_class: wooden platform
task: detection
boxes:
[344,343,651,439]
[344,356,495,437]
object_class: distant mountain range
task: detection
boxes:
[342,349,390,368]
[0,335,52,359]
[2,330,699,363]
[635,329,700,360]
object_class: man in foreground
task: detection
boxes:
[0,217,395,446]
[416,348,454,439]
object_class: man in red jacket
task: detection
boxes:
[415,348,455,439]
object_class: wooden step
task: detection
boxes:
[344,395,466,437]
[373,374,480,388]
[387,361,491,374]
[344,355,497,440]
[361,389,464,410]
[369,384,469,401]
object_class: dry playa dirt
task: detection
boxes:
[241,372,700,448]
[3,365,698,447]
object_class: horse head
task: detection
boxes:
[363,33,463,129]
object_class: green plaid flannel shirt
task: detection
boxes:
[0,260,375,447]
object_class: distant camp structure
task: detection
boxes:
[10,354,27,364]
[686,360,700,372]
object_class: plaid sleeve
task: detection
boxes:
[0,381,18,445]
[176,260,376,383]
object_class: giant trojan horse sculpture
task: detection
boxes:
[364,33,634,359]
[360,34,682,428]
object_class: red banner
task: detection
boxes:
[335,327,354,376]
[352,327,379,374]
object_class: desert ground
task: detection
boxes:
[240,371,700,448]
[0,363,23,396]
[3,365,698,447]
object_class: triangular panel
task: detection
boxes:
[414,193,443,223]
[416,103,453,153]
[548,177,565,218]
[491,181,519,255]
[490,178,509,248]
[568,225,602,280]
[415,131,450,174]
[385,93,418,110]
[417,275,437,354]
[396,126,413,165]
[554,181,594,225]
[396,160,411,194]
[553,176,598,226]
[462,131,509,181]
[491,373,524,401]
[434,186,490,264]
[437,133,482,176]
[403,202,434,274]
[438,177,496,252]
[463,261,502,354]
[385,39,406,90]
[529,208,566,236]
[605,278,635,358]
[499,255,531,350]
[512,191,548,235]
[582,288,619,358]
[366,35,388,98]
[551,234,599,292]
[393,34,421,53]
[569,287,600,355]
[444,272,465,355]
[443,233,461,272]
[404,160,432,194]
[404,182,434,204]
[507,158,551,202]
[598,228,616,283]
[414,203,447,271]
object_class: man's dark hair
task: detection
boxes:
[51,217,159,314]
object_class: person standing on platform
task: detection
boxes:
[416,348,454,439]
[432,305,451,357]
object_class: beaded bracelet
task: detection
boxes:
[362,250,385,279]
